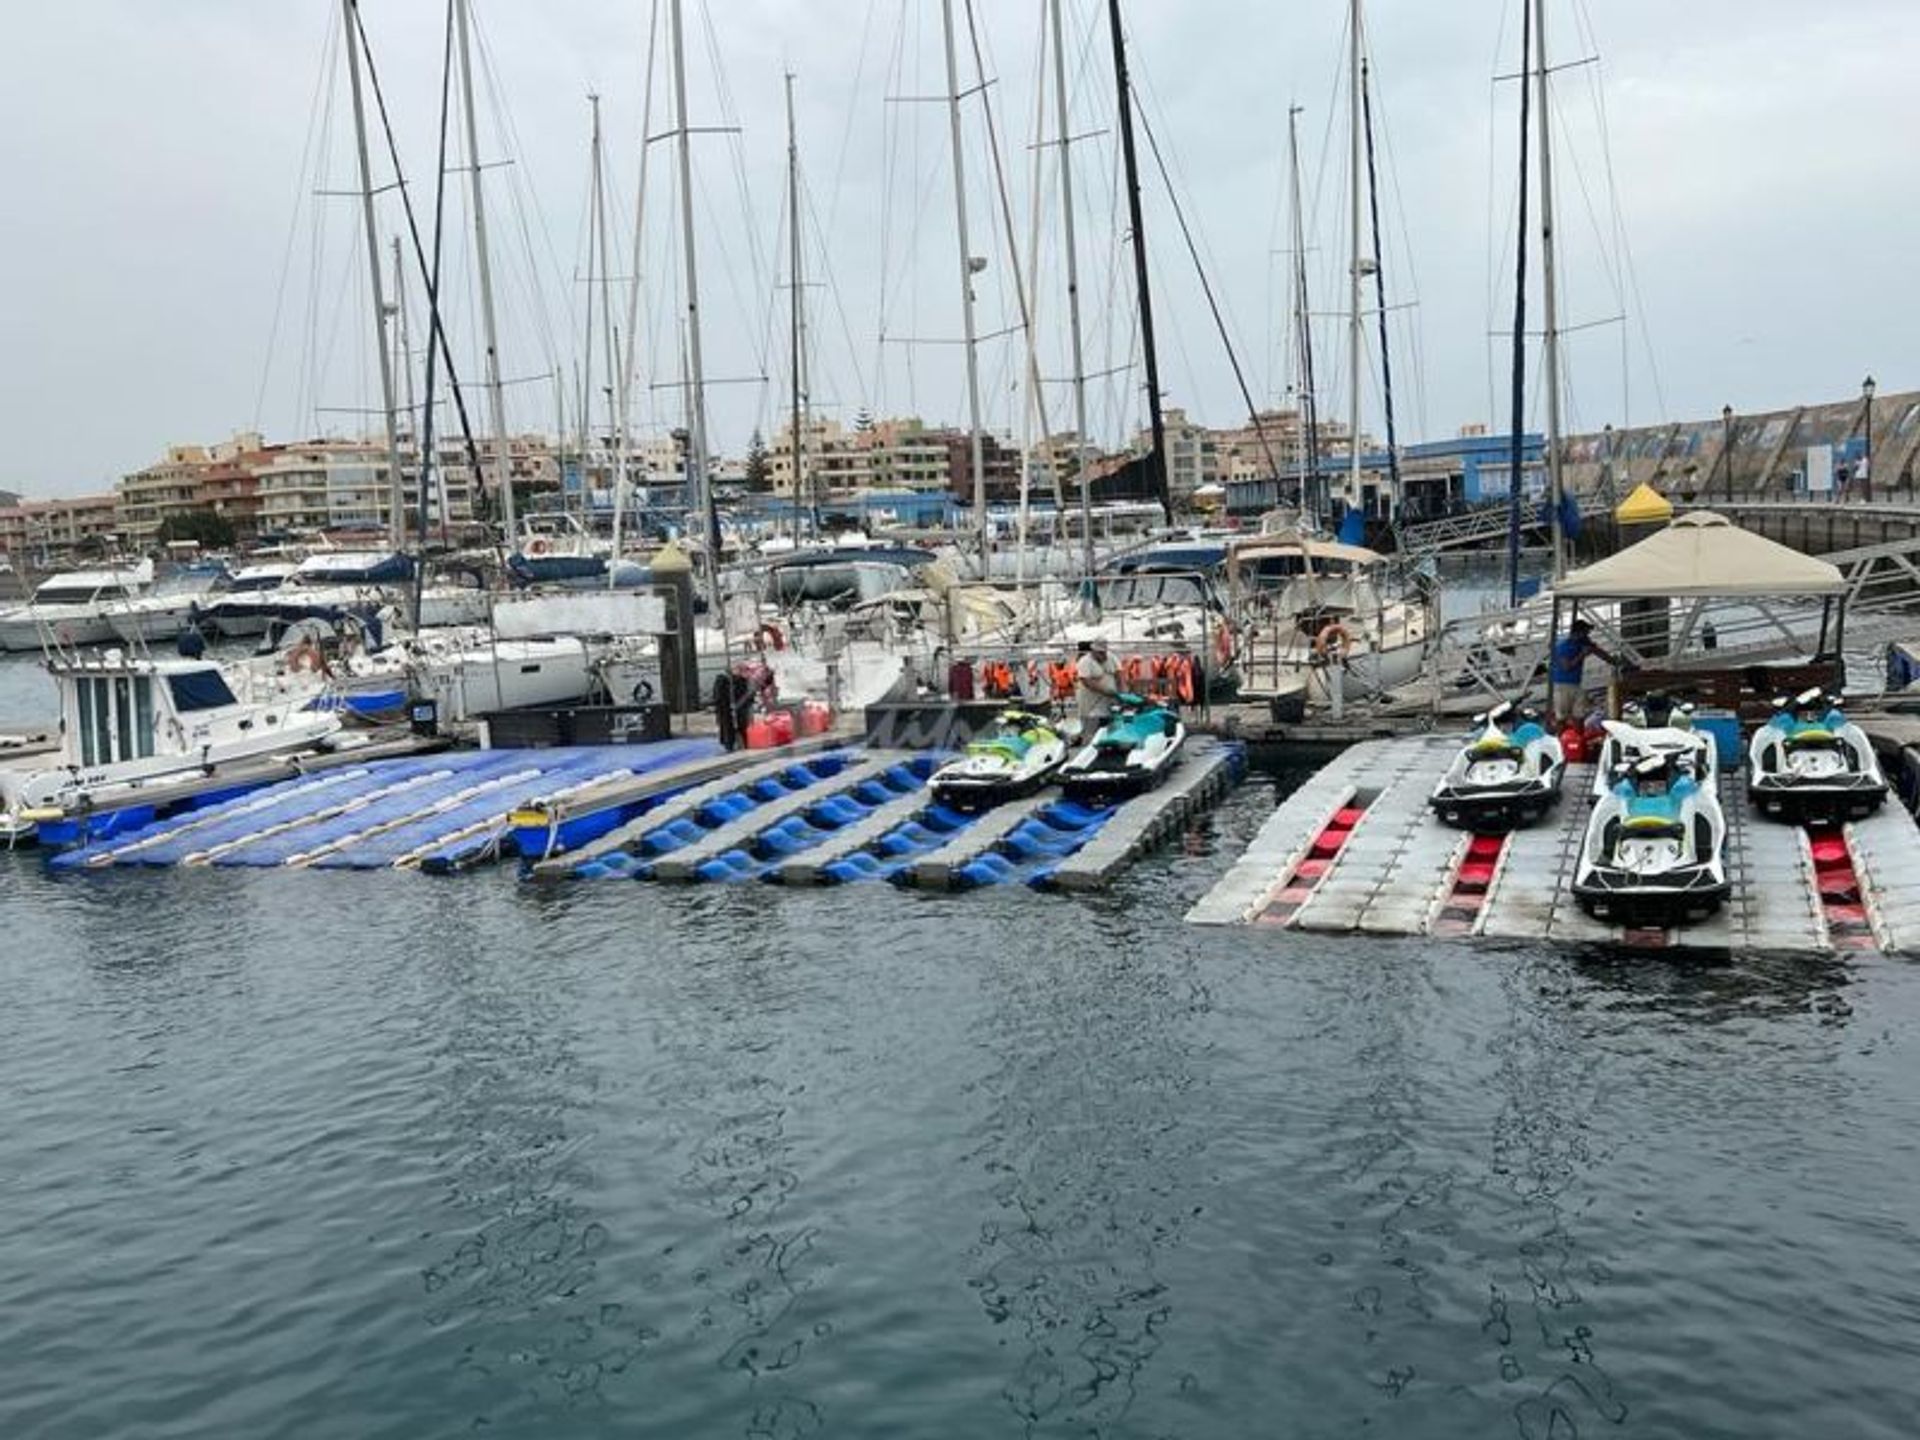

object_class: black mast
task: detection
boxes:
[1106,0,1170,524]
[1360,59,1402,521]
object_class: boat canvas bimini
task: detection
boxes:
[0,651,345,842]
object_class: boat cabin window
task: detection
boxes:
[1091,573,1214,611]
[167,668,239,713]
[74,675,158,767]
[32,584,100,606]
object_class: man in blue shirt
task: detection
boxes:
[1550,617,1613,725]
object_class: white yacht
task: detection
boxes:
[282,551,492,629]
[0,650,346,840]
[0,561,157,652]
[197,561,300,638]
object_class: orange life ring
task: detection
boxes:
[528,537,552,557]
[755,622,787,652]
[1312,622,1353,661]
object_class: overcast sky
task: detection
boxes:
[3,0,1914,498]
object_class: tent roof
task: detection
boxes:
[1226,534,1382,571]
[1614,481,1672,524]
[1557,510,1844,599]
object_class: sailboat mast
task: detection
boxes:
[1345,0,1364,519]
[340,0,406,551]
[453,0,515,546]
[1534,0,1567,580]
[1050,0,1095,580]
[1287,103,1322,527]
[613,0,663,584]
[592,94,620,526]
[938,0,991,568]
[391,237,416,447]
[580,95,605,522]
[669,0,722,611]
[786,71,813,538]
[1106,0,1169,525]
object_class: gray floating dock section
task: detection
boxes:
[1185,742,1371,925]
[529,746,845,878]
[770,782,934,885]
[1190,732,1917,955]
[905,791,1054,890]
[1291,739,1458,934]
[1850,802,1920,952]
[648,756,886,881]
[1044,738,1241,891]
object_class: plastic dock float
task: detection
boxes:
[47,742,719,874]
[768,781,944,885]
[1040,738,1244,891]
[903,792,1056,891]
[526,746,861,877]
[646,756,888,881]
[1189,733,1920,956]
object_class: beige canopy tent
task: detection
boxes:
[1552,511,1850,707]
[1557,511,1844,599]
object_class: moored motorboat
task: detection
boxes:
[0,650,345,842]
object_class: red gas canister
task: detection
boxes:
[1559,723,1586,764]
[744,717,776,750]
[770,710,796,745]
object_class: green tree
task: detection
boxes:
[156,509,236,551]
[743,428,773,492]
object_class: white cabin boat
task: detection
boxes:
[0,561,157,652]
[0,651,345,839]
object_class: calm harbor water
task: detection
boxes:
[3,654,1919,1438]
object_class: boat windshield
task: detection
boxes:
[32,584,117,606]
[167,668,240,713]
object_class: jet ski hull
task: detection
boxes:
[1428,780,1559,833]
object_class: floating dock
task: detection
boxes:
[1189,735,1920,955]
[49,741,723,875]
[551,736,1243,892]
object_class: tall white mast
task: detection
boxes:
[391,237,416,448]
[786,71,812,538]
[940,0,990,570]
[1535,0,1567,580]
[670,0,721,612]
[1287,104,1310,520]
[592,93,620,525]
[453,0,515,547]
[1045,0,1094,583]
[579,95,605,520]
[612,0,663,585]
[340,0,406,551]
[1345,0,1364,517]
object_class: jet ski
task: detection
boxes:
[1590,692,1716,797]
[1058,694,1185,802]
[1572,736,1729,925]
[1747,687,1888,823]
[1429,701,1566,831]
[929,707,1070,811]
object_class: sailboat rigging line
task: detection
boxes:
[1130,96,1284,497]
[1104,0,1170,526]
[410,0,458,628]
[1505,0,1533,609]
[347,0,488,551]
[960,0,1060,512]
[1289,106,1323,527]
[1359,59,1400,516]
[256,8,340,436]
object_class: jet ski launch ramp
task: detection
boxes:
[1188,736,1920,956]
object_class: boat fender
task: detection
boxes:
[1215,624,1235,669]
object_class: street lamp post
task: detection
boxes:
[1862,375,1877,504]
[1722,404,1734,504]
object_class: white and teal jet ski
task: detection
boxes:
[929,707,1070,811]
